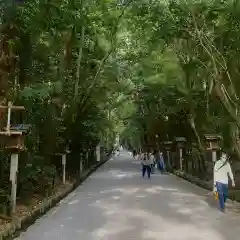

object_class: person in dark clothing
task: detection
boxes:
[159,152,165,173]
[141,153,151,179]
[133,149,137,159]
[148,150,154,173]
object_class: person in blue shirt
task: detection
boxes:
[157,151,165,173]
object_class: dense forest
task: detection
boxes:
[120,0,240,176]
[1,0,240,223]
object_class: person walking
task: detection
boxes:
[159,151,165,173]
[149,151,155,173]
[213,152,235,212]
[141,153,151,179]
[133,149,137,160]
[117,148,120,156]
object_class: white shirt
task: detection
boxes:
[138,153,144,161]
[213,160,234,185]
[141,158,151,166]
[149,155,154,164]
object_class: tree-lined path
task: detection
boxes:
[15,151,240,240]
[2,1,240,239]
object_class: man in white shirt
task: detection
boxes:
[149,152,155,173]
[213,152,235,212]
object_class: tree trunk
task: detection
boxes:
[74,0,85,101]
[191,157,195,175]
[188,115,203,151]
[230,122,240,159]
[215,81,240,127]
[188,114,206,173]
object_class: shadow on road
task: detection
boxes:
[16,152,240,240]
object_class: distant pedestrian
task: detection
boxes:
[213,152,235,212]
[141,153,151,179]
[149,151,155,173]
[158,152,165,173]
[138,150,144,161]
[115,148,120,156]
[133,149,137,160]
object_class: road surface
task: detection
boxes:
[16,151,240,240]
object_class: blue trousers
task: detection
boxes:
[142,165,151,178]
[158,161,164,173]
[216,182,228,210]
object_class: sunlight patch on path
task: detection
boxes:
[90,169,139,179]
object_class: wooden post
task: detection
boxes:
[80,153,83,174]
[212,150,217,163]
[10,153,18,214]
[86,151,89,168]
[164,141,172,169]
[7,102,12,133]
[96,144,100,162]
[167,150,171,168]
[62,154,66,184]
[180,148,183,170]
[175,137,186,171]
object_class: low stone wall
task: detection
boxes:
[173,170,212,190]
[173,170,240,203]
[0,158,110,240]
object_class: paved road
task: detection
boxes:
[16,151,240,240]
